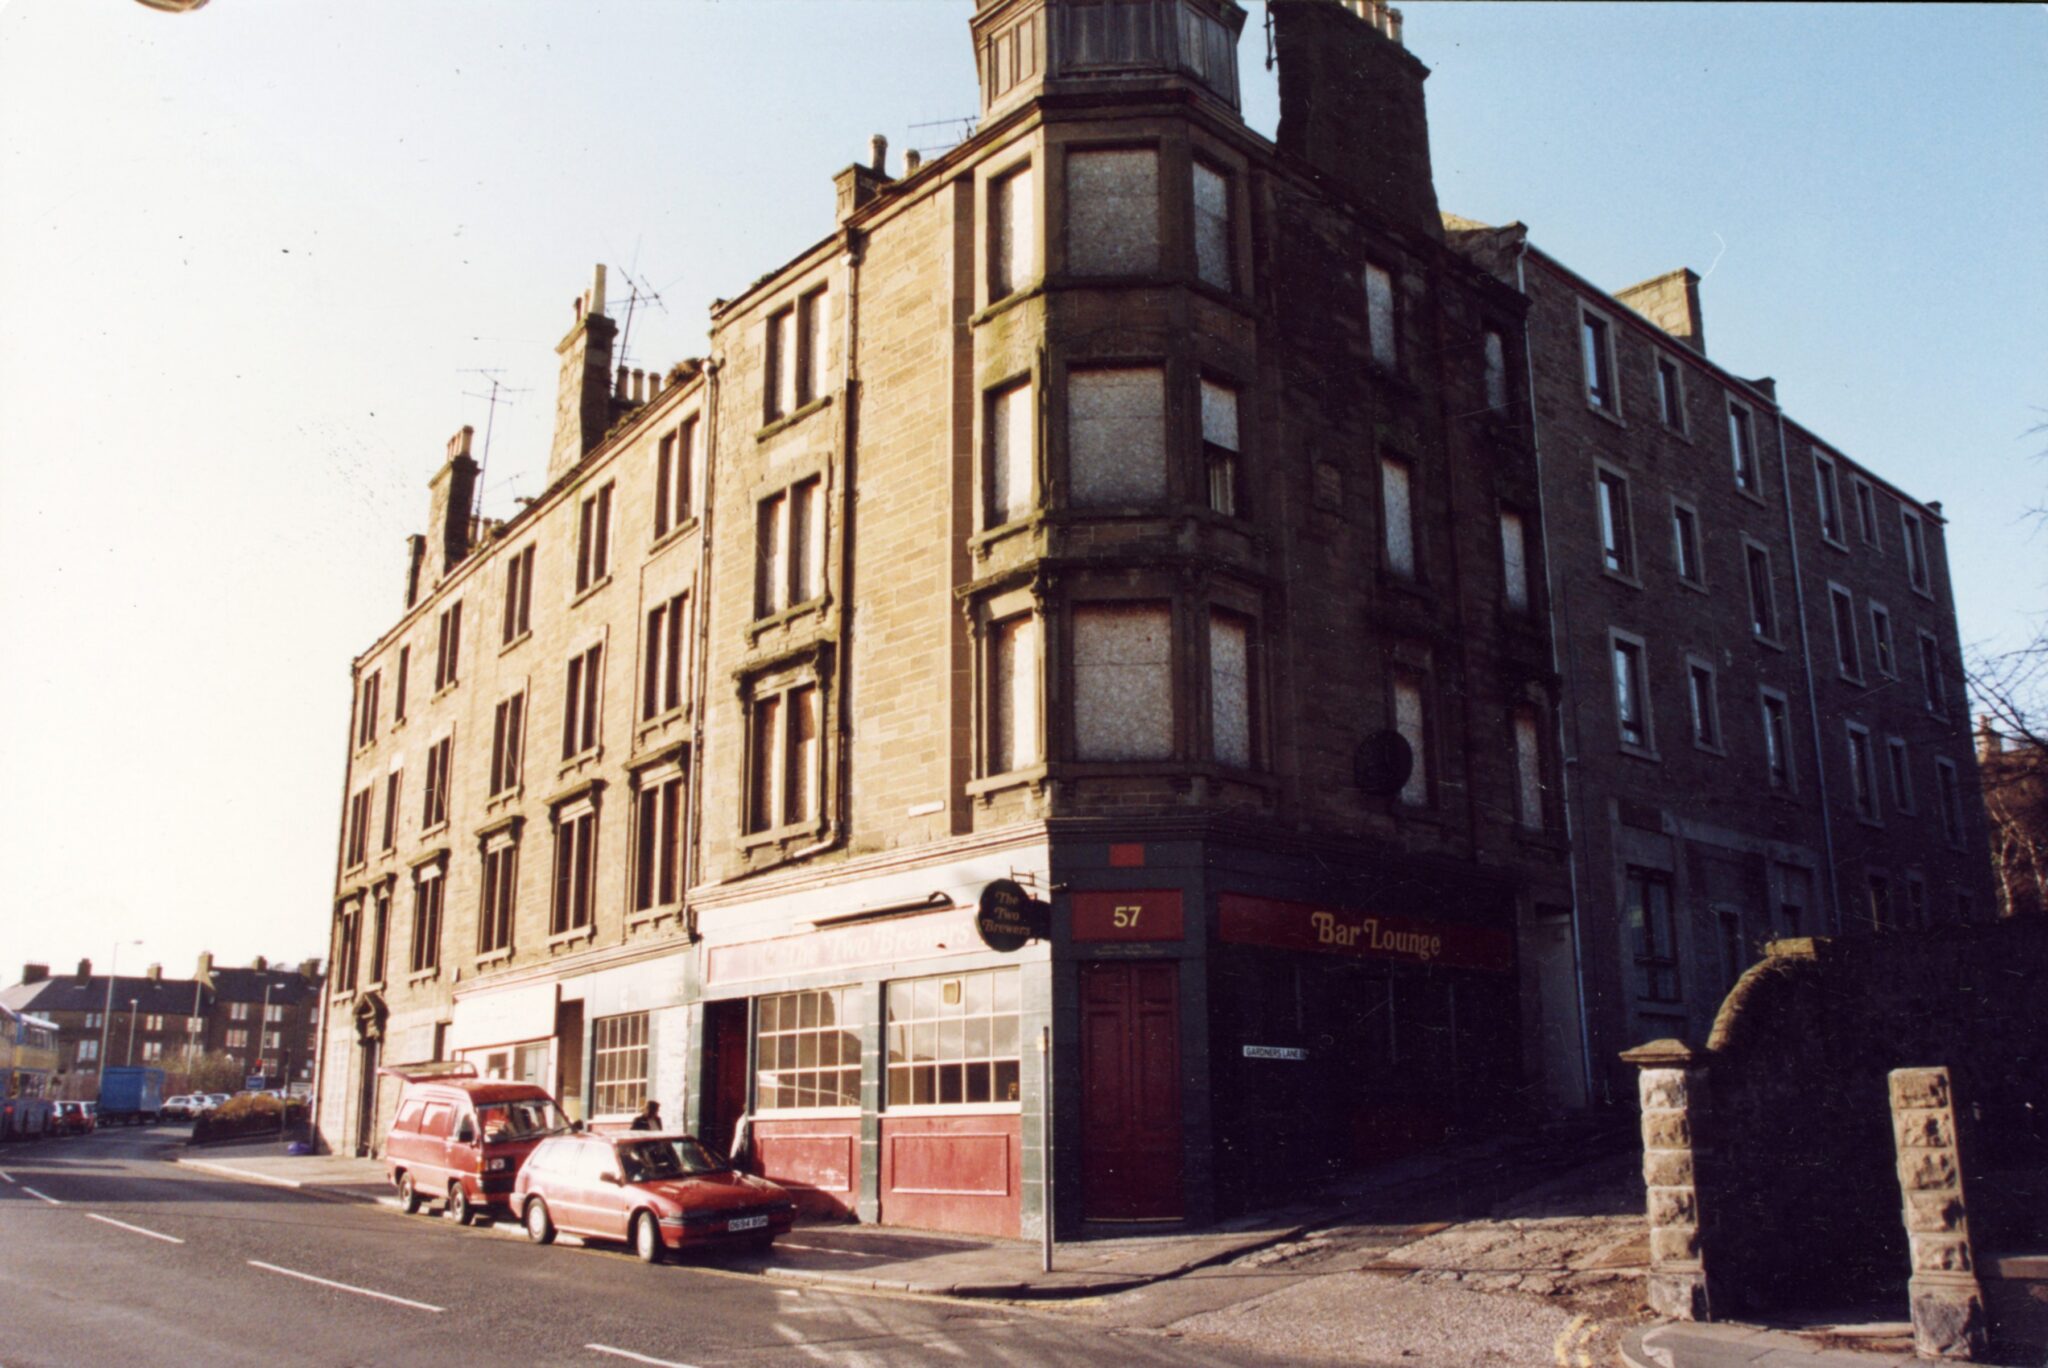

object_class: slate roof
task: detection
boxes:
[0,974,206,1017]
[207,967,322,1007]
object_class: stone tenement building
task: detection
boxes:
[315,0,1991,1235]
[1,955,324,1091]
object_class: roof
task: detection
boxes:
[207,967,322,1006]
[1,974,204,1017]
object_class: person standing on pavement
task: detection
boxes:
[630,1100,663,1132]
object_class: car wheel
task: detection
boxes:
[447,1182,475,1226]
[633,1212,665,1264]
[397,1172,423,1215]
[525,1198,555,1245]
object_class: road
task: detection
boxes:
[0,1126,1315,1368]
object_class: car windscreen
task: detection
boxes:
[475,1099,567,1144]
[616,1137,729,1183]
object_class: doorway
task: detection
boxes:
[1079,961,1183,1221]
[353,1037,380,1157]
[701,999,750,1161]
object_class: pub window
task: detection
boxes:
[757,987,861,1111]
[591,1012,650,1118]
[1627,868,1680,1002]
[642,592,691,722]
[1068,366,1166,508]
[989,161,1037,301]
[502,544,534,645]
[886,968,1021,1108]
[654,417,698,539]
[562,643,604,760]
[490,691,526,796]
[477,834,517,957]
[550,799,598,936]
[985,379,1036,529]
[575,483,614,593]
[1209,608,1253,769]
[1200,377,1240,516]
[1192,160,1231,291]
[1066,147,1159,276]
[1072,601,1172,761]
[986,613,1042,777]
[409,864,445,974]
[632,768,685,915]
[434,601,463,692]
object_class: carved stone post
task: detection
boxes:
[1622,1038,1712,1320]
[1889,1067,1988,1360]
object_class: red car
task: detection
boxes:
[52,1101,94,1136]
[512,1131,796,1263]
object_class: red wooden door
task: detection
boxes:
[1080,961,1183,1221]
[704,999,750,1161]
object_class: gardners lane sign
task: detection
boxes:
[1218,893,1514,973]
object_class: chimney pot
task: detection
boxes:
[448,425,474,462]
[905,149,922,174]
[78,958,93,979]
[870,133,888,174]
[252,955,267,971]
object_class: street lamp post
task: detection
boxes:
[95,939,143,1083]
[127,998,140,1065]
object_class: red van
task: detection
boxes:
[379,1062,566,1224]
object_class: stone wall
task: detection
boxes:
[1623,919,2048,1322]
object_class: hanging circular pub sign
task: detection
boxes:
[976,879,1048,952]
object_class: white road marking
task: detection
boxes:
[21,1186,62,1206]
[585,1346,702,1368]
[88,1213,185,1244]
[246,1260,444,1312]
[773,1241,893,1260]
[0,1169,15,1183]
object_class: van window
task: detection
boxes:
[393,1099,426,1133]
[421,1102,455,1139]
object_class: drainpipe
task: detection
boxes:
[681,358,720,941]
[1515,239,1597,1108]
[1772,407,1844,931]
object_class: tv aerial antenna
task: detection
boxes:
[612,265,670,383]
[458,368,530,519]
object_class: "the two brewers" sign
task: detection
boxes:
[976,879,1049,952]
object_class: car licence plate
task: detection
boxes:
[727,1214,769,1233]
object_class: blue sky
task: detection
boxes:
[0,1,2041,980]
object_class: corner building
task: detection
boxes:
[319,0,1576,1240]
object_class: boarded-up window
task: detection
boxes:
[1069,367,1166,507]
[1209,610,1251,768]
[1193,161,1230,289]
[990,163,1036,299]
[1200,377,1239,515]
[1365,262,1396,367]
[1066,148,1159,276]
[1393,671,1428,806]
[1381,457,1415,578]
[1513,707,1544,830]
[1073,602,1172,761]
[1500,509,1529,612]
[989,615,1041,774]
[987,381,1035,528]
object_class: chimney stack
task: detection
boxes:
[403,533,426,608]
[22,963,48,986]
[1615,269,1707,356]
[147,963,163,983]
[77,958,93,980]
[549,264,619,483]
[252,955,269,971]
[298,958,322,980]
[425,426,480,583]
[835,136,897,224]
[195,951,214,984]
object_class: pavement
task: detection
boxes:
[1621,1321,1924,1368]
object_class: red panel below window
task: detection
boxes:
[751,1118,858,1219]
[879,1114,1021,1238]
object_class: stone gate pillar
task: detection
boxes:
[1889,1066,1988,1360]
[1622,1038,1712,1320]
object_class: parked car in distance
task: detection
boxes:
[380,1062,566,1225]
[161,1094,214,1121]
[51,1101,91,1135]
[512,1131,796,1263]
[78,1102,98,1132]
[207,1093,231,1110]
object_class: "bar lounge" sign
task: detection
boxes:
[1218,893,1513,973]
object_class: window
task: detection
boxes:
[1067,147,1159,276]
[434,602,463,692]
[1611,634,1652,751]
[1068,366,1166,508]
[422,735,453,829]
[562,644,603,759]
[345,787,372,869]
[987,614,1042,776]
[1918,632,1945,715]
[501,544,534,646]
[1381,457,1415,579]
[1900,508,1930,594]
[764,289,828,421]
[368,887,390,985]
[478,835,517,956]
[1500,509,1530,612]
[264,1004,284,1024]
[632,769,684,915]
[1761,691,1794,791]
[990,162,1036,300]
[1687,659,1721,751]
[186,1015,203,1035]
[1580,310,1616,412]
[1847,723,1880,821]
[654,418,698,539]
[755,477,824,616]
[1886,736,1915,814]
[263,1030,282,1051]
[1365,262,1397,368]
[1813,453,1845,545]
[550,801,598,936]
[229,1003,250,1022]
[1072,602,1172,761]
[1745,542,1778,641]
[1209,610,1253,769]
[642,592,692,723]
[1483,330,1509,412]
[1192,161,1231,290]
[381,770,401,852]
[1597,468,1634,576]
[1868,873,1894,932]
[357,671,380,748]
[144,1014,165,1032]
[1829,585,1862,680]
[591,1012,650,1118]
[798,287,828,407]
[1671,501,1704,587]
[1513,705,1545,830]
[221,1032,244,1052]
[490,692,526,795]
[1655,355,1686,432]
[1852,477,1881,548]
[1627,868,1680,1002]
[985,380,1035,528]
[1391,669,1430,805]
[886,969,1020,1108]
[336,901,361,993]
[142,1041,163,1062]
[1869,603,1896,678]
[1728,401,1759,494]
[575,483,614,593]
[758,988,861,1111]
[745,683,820,834]
[1905,876,1928,930]
[409,864,444,974]
[1200,378,1240,516]
[1936,758,1965,846]
[765,304,796,420]
[394,645,409,724]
